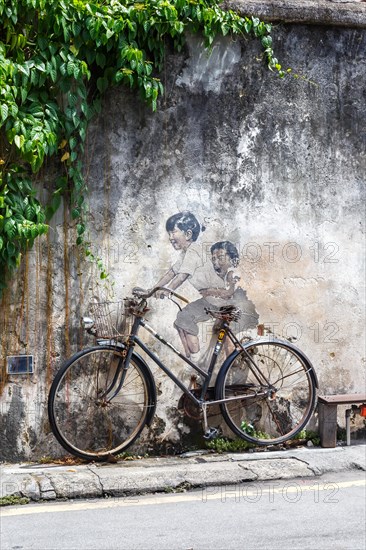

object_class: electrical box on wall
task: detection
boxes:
[7,355,34,375]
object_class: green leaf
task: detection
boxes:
[96,52,106,68]
[21,88,28,103]
[52,193,62,211]
[77,223,85,236]
[14,135,25,149]
[1,104,9,122]
[97,76,109,93]
[25,204,36,220]
[37,36,48,51]
[10,104,19,117]
[67,60,76,76]
[7,241,16,256]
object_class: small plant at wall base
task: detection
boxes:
[0,0,284,295]
[0,495,30,506]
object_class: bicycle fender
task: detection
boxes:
[214,349,241,396]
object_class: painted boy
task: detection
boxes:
[174,241,258,358]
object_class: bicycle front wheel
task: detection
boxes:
[48,346,154,460]
[215,340,317,445]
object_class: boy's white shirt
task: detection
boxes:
[189,262,241,307]
[190,263,224,292]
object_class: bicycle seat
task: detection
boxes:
[205,305,242,322]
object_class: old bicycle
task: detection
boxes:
[48,287,318,460]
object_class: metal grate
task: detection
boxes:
[89,300,132,341]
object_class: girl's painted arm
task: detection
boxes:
[152,270,189,298]
[154,268,176,288]
[168,272,190,290]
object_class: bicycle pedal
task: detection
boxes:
[203,427,219,440]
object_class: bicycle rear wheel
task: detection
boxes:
[48,345,155,460]
[215,340,317,445]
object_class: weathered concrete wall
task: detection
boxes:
[1,21,365,460]
[228,0,366,28]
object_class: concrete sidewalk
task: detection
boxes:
[1,445,365,502]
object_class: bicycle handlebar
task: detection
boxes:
[132,286,190,304]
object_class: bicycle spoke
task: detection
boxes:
[49,348,152,460]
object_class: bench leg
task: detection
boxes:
[318,403,338,448]
[345,408,352,446]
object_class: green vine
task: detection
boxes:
[0,0,283,294]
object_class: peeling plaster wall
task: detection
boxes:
[1,23,365,460]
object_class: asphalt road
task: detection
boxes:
[1,472,365,550]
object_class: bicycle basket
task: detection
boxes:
[89,300,132,341]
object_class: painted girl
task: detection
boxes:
[153,211,204,295]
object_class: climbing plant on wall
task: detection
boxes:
[0,0,283,295]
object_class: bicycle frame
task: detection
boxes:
[107,310,269,411]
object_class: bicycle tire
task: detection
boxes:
[215,339,317,445]
[48,345,155,461]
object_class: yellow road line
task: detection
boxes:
[1,479,365,517]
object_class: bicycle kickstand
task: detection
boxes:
[202,403,219,440]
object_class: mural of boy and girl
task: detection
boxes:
[151,212,259,359]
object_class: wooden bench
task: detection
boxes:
[318,394,366,448]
